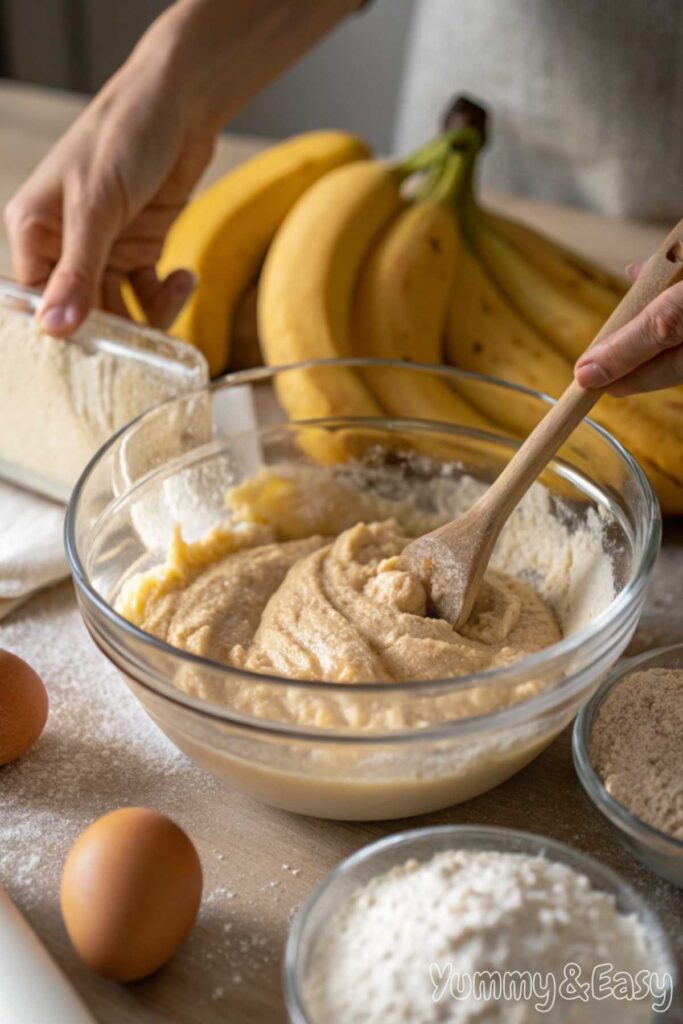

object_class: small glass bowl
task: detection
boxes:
[573,643,683,888]
[284,825,679,1024]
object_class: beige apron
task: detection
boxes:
[395,0,683,219]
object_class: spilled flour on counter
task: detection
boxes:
[0,585,298,1010]
[0,587,202,909]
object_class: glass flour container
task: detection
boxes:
[0,276,208,501]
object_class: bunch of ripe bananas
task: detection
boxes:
[158,109,683,512]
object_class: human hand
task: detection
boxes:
[3,0,375,338]
[575,260,683,396]
[3,10,216,335]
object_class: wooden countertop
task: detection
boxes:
[0,79,681,1024]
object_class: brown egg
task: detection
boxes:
[0,649,49,766]
[60,807,203,982]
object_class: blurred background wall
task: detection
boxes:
[0,0,416,151]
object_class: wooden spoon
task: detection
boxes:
[400,218,683,627]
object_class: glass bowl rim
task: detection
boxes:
[65,358,661,723]
[283,823,679,1024]
[573,642,683,855]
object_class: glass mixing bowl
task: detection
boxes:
[284,826,680,1024]
[574,642,683,888]
[66,360,660,820]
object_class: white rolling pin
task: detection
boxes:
[0,885,96,1024]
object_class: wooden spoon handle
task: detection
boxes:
[484,216,683,521]
[594,224,683,343]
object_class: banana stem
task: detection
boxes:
[427,150,467,204]
[400,125,484,176]
[413,156,449,200]
[398,131,485,220]
[415,130,483,209]
[401,135,451,175]
[450,141,484,244]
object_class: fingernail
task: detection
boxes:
[576,361,612,388]
[40,303,81,334]
[626,260,645,281]
[40,306,67,333]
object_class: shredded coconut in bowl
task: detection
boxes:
[303,849,658,1024]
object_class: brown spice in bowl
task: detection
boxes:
[590,668,683,840]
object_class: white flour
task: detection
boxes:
[485,483,615,637]
[0,307,206,498]
[304,849,656,1024]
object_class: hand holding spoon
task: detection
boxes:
[399,217,683,628]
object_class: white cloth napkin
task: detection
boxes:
[0,481,68,620]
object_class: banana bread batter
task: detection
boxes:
[117,466,560,685]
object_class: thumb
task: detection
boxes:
[38,178,120,336]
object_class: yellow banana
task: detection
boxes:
[446,242,572,413]
[158,131,369,375]
[445,244,612,488]
[352,199,490,431]
[484,211,626,317]
[258,159,409,463]
[354,199,455,364]
[259,159,404,411]
[260,160,402,365]
[473,221,607,359]
[596,392,683,510]
[478,212,683,439]
[447,244,683,511]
